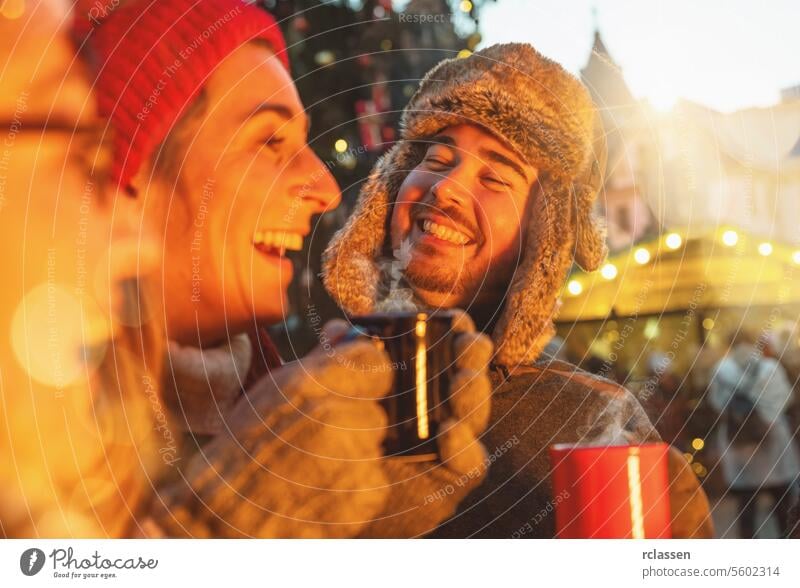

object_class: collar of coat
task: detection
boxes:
[162,329,282,435]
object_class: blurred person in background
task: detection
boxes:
[767,324,800,448]
[78,0,493,537]
[641,352,685,445]
[708,329,800,537]
[789,497,800,538]
[0,0,163,536]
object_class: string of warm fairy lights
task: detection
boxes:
[564,227,800,298]
[686,438,709,479]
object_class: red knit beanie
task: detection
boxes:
[77,0,289,191]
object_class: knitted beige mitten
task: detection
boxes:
[151,336,393,538]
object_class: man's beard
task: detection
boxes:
[402,244,480,298]
[401,202,484,298]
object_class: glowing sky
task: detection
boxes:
[477,0,800,113]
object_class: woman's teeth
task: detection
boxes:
[253,230,304,255]
[422,219,469,245]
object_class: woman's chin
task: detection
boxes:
[252,296,289,327]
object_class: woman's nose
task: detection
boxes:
[296,147,341,214]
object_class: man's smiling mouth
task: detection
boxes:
[415,216,476,247]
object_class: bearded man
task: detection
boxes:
[323,43,714,538]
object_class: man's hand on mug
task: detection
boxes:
[151,323,393,538]
[359,309,494,537]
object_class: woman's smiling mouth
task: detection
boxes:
[252,230,304,257]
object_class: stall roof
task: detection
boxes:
[556,228,800,322]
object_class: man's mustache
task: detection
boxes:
[410,202,483,244]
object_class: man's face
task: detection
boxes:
[390,124,538,311]
[151,43,340,344]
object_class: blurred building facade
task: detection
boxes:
[581,31,657,252]
[581,30,800,251]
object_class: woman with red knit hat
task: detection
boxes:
[78,0,493,537]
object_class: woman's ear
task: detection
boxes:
[127,165,149,199]
[128,164,169,230]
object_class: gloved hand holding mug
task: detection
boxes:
[151,325,394,538]
[358,309,494,537]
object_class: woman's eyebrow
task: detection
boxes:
[245,103,310,134]
[246,103,292,120]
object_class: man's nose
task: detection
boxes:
[430,168,471,209]
[294,147,341,214]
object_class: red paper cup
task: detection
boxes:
[549,442,672,538]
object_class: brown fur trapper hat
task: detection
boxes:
[323,43,607,366]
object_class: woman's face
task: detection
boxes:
[146,44,340,345]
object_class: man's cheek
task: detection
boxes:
[389,203,411,244]
[388,212,401,249]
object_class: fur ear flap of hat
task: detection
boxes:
[572,111,609,272]
[322,141,423,315]
[323,43,608,367]
[490,109,607,365]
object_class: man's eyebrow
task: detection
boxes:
[245,103,310,133]
[426,134,456,147]
[478,147,528,183]
[424,135,528,182]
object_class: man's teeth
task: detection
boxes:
[253,231,304,254]
[422,219,469,245]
